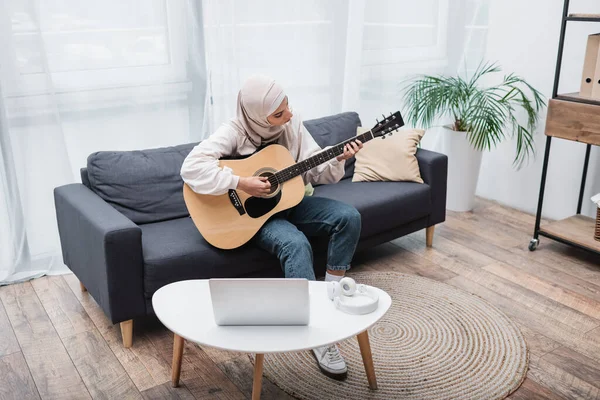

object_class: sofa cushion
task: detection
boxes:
[140,216,281,296]
[313,179,431,238]
[352,127,425,184]
[84,113,360,224]
[86,142,198,224]
[304,112,362,180]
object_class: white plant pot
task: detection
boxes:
[441,126,483,212]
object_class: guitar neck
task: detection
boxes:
[273,129,375,184]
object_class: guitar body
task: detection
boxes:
[183,144,305,249]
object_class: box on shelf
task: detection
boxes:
[580,33,600,99]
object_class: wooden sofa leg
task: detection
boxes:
[426,226,435,247]
[80,281,87,292]
[120,320,133,348]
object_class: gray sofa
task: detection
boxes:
[54,112,447,347]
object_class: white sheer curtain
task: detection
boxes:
[0,0,489,285]
[358,0,490,137]
[201,0,352,135]
[0,0,207,284]
[202,0,490,141]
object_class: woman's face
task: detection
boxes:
[267,97,293,126]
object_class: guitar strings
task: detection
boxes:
[259,114,400,189]
[265,129,377,186]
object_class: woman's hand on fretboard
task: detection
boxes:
[336,140,363,162]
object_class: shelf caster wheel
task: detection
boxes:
[528,238,539,251]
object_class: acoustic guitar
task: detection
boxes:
[183,111,405,249]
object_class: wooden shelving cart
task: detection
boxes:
[530,1,600,256]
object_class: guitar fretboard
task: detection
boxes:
[270,129,374,185]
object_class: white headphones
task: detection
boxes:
[327,277,379,315]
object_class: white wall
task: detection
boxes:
[476,0,600,220]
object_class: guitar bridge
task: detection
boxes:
[228,190,246,215]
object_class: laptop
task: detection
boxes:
[208,278,310,326]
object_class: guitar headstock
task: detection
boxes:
[371,111,405,139]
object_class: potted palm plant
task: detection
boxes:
[401,62,546,211]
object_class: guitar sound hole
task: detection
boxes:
[245,187,282,218]
[259,171,279,196]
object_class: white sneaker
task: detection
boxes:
[311,344,348,380]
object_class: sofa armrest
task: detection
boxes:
[54,183,145,324]
[416,149,447,226]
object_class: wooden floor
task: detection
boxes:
[1,198,600,400]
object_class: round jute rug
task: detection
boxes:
[252,271,528,400]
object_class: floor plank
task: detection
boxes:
[29,276,141,397]
[0,282,91,399]
[63,329,143,399]
[0,296,19,357]
[0,351,40,400]
[31,276,95,339]
[542,346,600,391]
[502,247,600,303]
[483,262,600,323]
[508,377,567,400]
[512,323,562,358]
[397,236,600,334]
[394,231,495,269]
[141,382,195,400]
[510,242,600,287]
[528,357,600,399]
[219,355,296,400]
[587,326,600,338]
[433,219,600,303]
[199,345,245,366]
[355,242,458,282]
[145,324,246,399]
[444,212,527,249]
[447,275,600,364]
[63,274,168,392]
[482,202,551,233]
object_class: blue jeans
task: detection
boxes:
[253,196,361,280]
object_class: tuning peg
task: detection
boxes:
[382,114,386,120]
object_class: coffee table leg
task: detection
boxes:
[252,354,264,400]
[357,330,377,390]
[172,334,184,387]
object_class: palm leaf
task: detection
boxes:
[401,61,546,169]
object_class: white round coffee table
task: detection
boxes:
[152,279,392,399]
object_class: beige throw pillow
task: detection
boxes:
[352,126,425,183]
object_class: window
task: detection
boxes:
[357,0,490,125]
[202,0,347,123]
[462,0,490,75]
[3,0,187,96]
[361,0,449,66]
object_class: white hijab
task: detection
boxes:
[228,75,288,147]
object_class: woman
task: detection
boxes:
[181,75,363,380]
